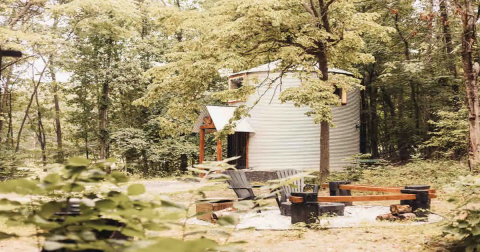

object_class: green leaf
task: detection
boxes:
[81,231,96,241]
[44,174,60,184]
[127,184,146,196]
[43,241,64,251]
[111,171,129,183]
[95,199,117,210]
[38,202,62,219]
[472,226,480,236]
[217,215,237,226]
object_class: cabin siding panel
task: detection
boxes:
[232,72,360,171]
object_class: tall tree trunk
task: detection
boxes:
[365,67,379,158]
[0,79,5,143]
[50,67,64,163]
[99,81,109,160]
[440,0,457,79]
[0,70,10,143]
[15,63,48,152]
[317,0,332,183]
[360,85,369,154]
[317,44,330,183]
[99,38,113,160]
[460,0,480,170]
[7,85,13,146]
[35,92,47,166]
[395,13,413,161]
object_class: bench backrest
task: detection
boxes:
[276,169,306,199]
[222,170,254,200]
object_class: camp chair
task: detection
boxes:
[222,170,279,206]
[276,169,319,216]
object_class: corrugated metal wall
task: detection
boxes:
[234,72,360,171]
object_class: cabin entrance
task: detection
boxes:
[227,132,249,169]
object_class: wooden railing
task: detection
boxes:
[290,184,436,203]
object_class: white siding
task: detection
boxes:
[234,72,360,171]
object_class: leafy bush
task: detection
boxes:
[329,154,388,182]
[0,146,25,180]
[330,160,470,193]
[443,175,480,252]
[0,157,245,251]
[424,108,469,159]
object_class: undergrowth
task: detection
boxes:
[329,160,471,193]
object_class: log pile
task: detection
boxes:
[211,207,235,223]
[376,204,417,222]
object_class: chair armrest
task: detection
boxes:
[304,184,319,193]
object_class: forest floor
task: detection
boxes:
[0,160,467,252]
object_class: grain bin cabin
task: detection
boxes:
[193,62,360,173]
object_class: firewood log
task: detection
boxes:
[376,213,400,221]
[398,213,416,221]
[390,204,412,214]
[211,207,235,220]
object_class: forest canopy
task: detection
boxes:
[0,0,479,176]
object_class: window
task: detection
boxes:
[333,86,348,105]
[228,74,247,104]
[229,76,244,90]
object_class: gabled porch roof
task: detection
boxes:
[192,106,255,133]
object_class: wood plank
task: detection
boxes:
[289,196,304,203]
[216,140,222,161]
[317,194,418,202]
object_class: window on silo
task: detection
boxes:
[229,76,244,90]
[334,86,347,106]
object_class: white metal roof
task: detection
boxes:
[192,106,255,133]
[228,60,354,77]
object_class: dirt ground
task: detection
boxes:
[0,180,455,252]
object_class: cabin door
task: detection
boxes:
[227,132,249,169]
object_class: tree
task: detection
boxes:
[138,0,391,182]
[456,0,480,171]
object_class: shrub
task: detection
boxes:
[0,157,244,251]
[424,108,469,159]
[443,175,480,252]
[329,160,470,193]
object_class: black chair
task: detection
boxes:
[222,170,278,206]
[276,169,319,216]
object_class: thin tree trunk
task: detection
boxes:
[35,91,47,166]
[395,13,413,161]
[360,85,369,154]
[0,70,10,143]
[440,0,457,79]
[317,0,333,183]
[7,85,13,146]
[15,63,48,152]
[50,67,64,163]
[460,0,480,170]
[99,38,113,160]
[99,81,109,160]
[365,67,379,158]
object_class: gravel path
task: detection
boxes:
[141,180,205,194]
[187,205,444,230]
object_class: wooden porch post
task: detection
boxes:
[199,128,205,164]
[216,140,222,161]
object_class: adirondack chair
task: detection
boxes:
[276,169,319,216]
[222,170,279,206]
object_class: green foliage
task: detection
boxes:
[424,108,469,159]
[0,157,237,251]
[0,145,26,180]
[330,160,471,193]
[443,175,480,252]
[330,154,388,182]
[138,0,392,137]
